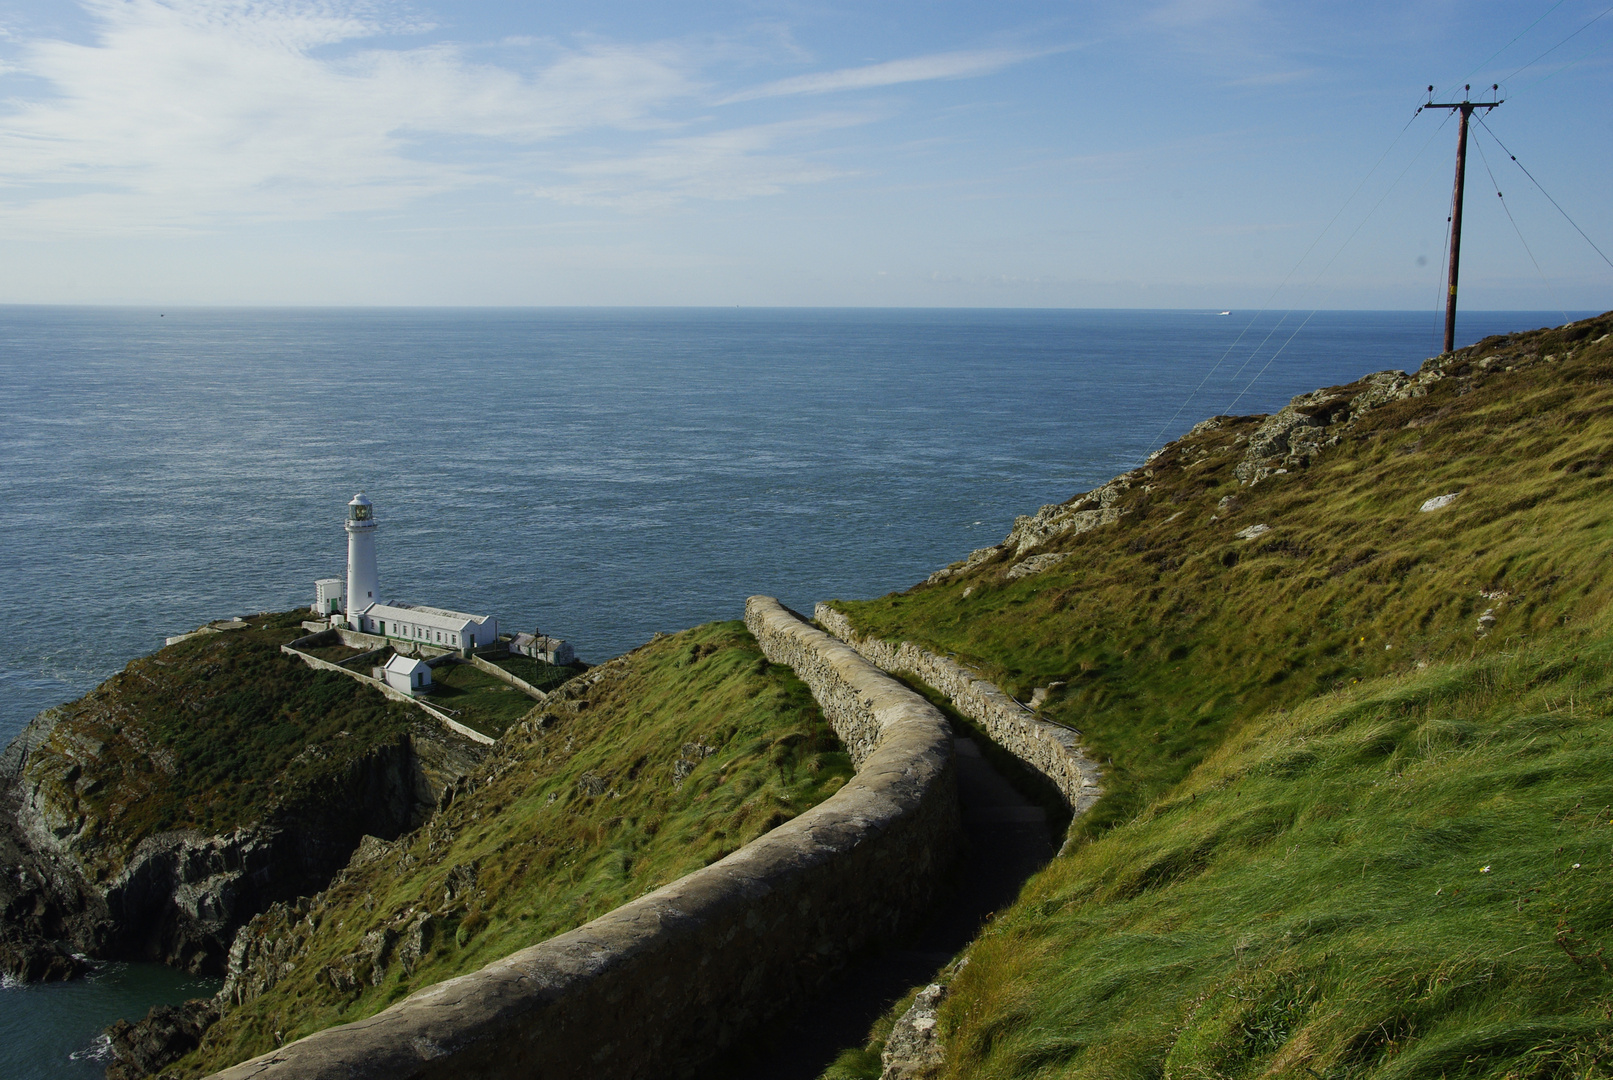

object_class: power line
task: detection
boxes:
[1223,111,1457,413]
[1517,32,1613,91]
[1142,102,1430,452]
[1477,114,1613,272]
[1448,0,1569,95]
[1471,126,1569,322]
[1498,0,1613,87]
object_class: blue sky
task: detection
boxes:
[0,0,1607,307]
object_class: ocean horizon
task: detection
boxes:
[0,304,1597,1077]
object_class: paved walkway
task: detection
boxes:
[714,735,1056,1078]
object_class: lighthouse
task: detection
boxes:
[345,492,380,614]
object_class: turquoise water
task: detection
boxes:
[0,965,220,1077]
[0,306,1591,1076]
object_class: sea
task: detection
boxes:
[0,305,1591,1077]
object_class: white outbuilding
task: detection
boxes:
[352,601,499,652]
[511,632,575,665]
[313,578,346,616]
[379,654,432,695]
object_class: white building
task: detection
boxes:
[511,632,575,665]
[378,654,432,695]
[313,578,346,616]
[312,494,500,653]
[351,601,499,652]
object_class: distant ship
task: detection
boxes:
[1219,311,1230,316]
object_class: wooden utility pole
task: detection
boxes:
[1424,84,1501,354]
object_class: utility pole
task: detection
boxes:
[1423,84,1501,354]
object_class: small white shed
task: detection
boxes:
[314,578,346,616]
[379,654,432,695]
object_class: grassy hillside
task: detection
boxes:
[835,313,1613,836]
[937,624,1613,1079]
[24,611,423,864]
[825,314,1613,1077]
[175,619,854,1076]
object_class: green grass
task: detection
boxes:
[932,623,1613,1080]
[833,314,1613,836]
[424,660,544,737]
[174,620,855,1077]
[821,315,1613,1078]
[488,653,580,692]
[23,611,421,866]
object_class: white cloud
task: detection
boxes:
[0,0,699,231]
[0,3,1067,234]
[717,46,1063,104]
[530,113,867,210]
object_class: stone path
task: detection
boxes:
[712,735,1056,1079]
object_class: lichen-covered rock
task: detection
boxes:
[881,982,949,1080]
[925,545,1003,584]
[1003,473,1138,557]
[1005,552,1070,580]
[105,998,219,1080]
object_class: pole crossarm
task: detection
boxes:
[1426,101,1503,110]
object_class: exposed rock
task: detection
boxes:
[0,663,486,981]
[1029,683,1065,709]
[1003,473,1138,557]
[925,545,1003,584]
[881,982,949,1080]
[395,911,435,975]
[1478,608,1498,637]
[1231,366,1450,487]
[105,998,219,1080]
[1005,552,1070,580]
[672,742,717,789]
[0,927,87,982]
[1234,523,1271,541]
[442,860,479,905]
[1420,492,1462,512]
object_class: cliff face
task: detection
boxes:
[0,611,489,980]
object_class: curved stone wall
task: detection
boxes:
[814,603,1103,815]
[208,597,959,1080]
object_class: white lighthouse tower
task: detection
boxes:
[345,492,380,616]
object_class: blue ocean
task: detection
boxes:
[0,306,1591,1076]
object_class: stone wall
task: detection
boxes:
[208,597,960,1080]
[464,654,549,701]
[280,646,495,747]
[814,603,1103,815]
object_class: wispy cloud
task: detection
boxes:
[529,113,867,210]
[0,2,1070,235]
[0,0,702,231]
[718,45,1064,104]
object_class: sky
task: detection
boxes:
[0,0,1607,308]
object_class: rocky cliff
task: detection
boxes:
[0,611,489,982]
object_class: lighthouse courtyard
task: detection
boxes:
[283,494,581,741]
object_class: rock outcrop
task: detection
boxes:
[0,622,491,985]
[106,999,220,1080]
